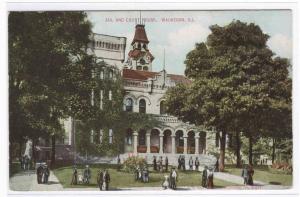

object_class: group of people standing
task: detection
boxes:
[153,156,168,172]
[20,155,30,170]
[241,164,255,185]
[96,169,111,191]
[36,164,50,184]
[70,165,111,190]
[177,155,200,171]
[135,166,149,183]
[201,166,214,189]
[162,167,178,190]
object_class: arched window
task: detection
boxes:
[109,129,113,144]
[137,43,141,49]
[160,100,166,115]
[139,99,146,114]
[143,66,148,71]
[125,98,133,112]
[137,66,142,70]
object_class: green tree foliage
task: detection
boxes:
[165,20,291,170]
[9,12,93,162]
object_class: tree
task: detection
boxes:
[9,12,93,165]
[165,20,291,171]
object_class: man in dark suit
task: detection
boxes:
[97,170,104,190]
[104,169,110,190]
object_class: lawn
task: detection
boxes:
[224,165,292,186]
[53,164,239,189]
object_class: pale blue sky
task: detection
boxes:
[87,10,292,75]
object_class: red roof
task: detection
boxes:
[128,49,154,61]
[131,24,149,45]
[122,69,191,84]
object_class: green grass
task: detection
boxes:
[53,164,240,189]
[225,165,292,186]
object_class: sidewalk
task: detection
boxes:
[9,170,63,191]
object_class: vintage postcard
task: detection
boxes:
[6,2,297,197]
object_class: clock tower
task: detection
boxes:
[125,23,154,71]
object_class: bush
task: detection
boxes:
[123,156,147,173]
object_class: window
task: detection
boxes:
[100,90,103,110]
[137,66,142,70]
[138,43,141,49]
[90,130,94,143]
[109,70,113,79]
[126,130,132,145]
[91,90,94,106]
[143,66,148,71]
[109,129,113,144]
[100,70,104,79]
[109,90,112,101]
[160,100,166,115]
[139,99,146,114]
[125,98,133,112]
[99,129,103,144]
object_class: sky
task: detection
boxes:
[87,10,292,75]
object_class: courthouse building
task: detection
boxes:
[63,22,217,166]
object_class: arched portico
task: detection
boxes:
[187,131,195,154]
[163,130,172,153]
[175,130,184,154]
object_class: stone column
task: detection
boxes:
[171,135,176,154]
[183,136,187,154]
[133,131,138,154]
[159,134,164,154]
[146,133,151,153]
[195,136,199,154]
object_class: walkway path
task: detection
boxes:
[10,170,290,191]
[9,170,63,191]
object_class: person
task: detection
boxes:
[214,159,219,172]
[202,166,208,188]
[169,167,177,189]
[241,165,248,185]
[24,156,29,170]
[195,157,200,171]
[165,156,169,172]
[36,164,43,184]
[142,167,149,183]
[43,164,50,184]
[181,156,186,171]
[207,167,214,189]
[103,169,110,191]
[162,175,169,189]
[248,164,254,185]
[159,156,163,172]
[135,167,140,181]
[83,165,91,184]
[117,155,121,171]
[153,156,157,171]
[97,170,104,190]
[70,165,78,185]
[189,157,193,170]
[177,155,181,170]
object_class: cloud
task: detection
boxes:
[267,34,292,59]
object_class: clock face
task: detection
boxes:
[146,55,151,61]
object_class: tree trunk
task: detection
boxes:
[19,141,23,157]
[248,136,253,165]
[272,138,276,164]
[235,131,241,168]
[51,135,56,168]
[219,131,226,172]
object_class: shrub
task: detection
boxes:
[123,156,147,173]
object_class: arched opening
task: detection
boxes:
[199,131,207,154]
[187,131,195,154]
[138,129,146,153]
[125,98,133,112]
[150,129,160,153]
[124,128,133,153]
[175,130,184,153]
[143,66,148,71]
[139,99,146,114]
[163,130,172,153]
[160,100,166,115]
[137,66,142,70]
